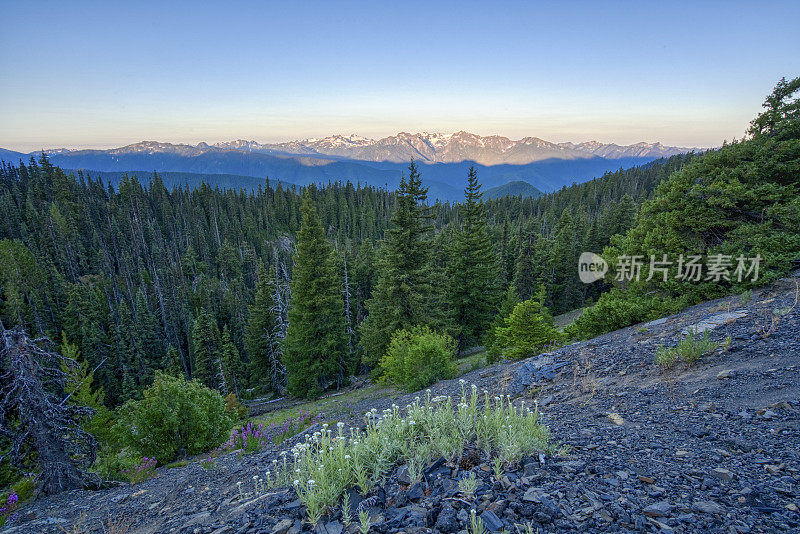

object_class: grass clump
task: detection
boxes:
[458,471,478,498]
[655,332,720,368]
[268,381,554,524]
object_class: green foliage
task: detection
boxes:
[570,77,800,339]
[655,332,720,368]
[121,456,157,484]
[93,445,141,481]
[273,387,553,523]
[447,167,500,350]
[58,332,118,449]
[0,477,34,527]
[283,193,350,399]
[493,293,561,360]
[191,309,224,391]
[224,392,249,420]
[114,372,234,464]
[568,288,688,340]
[360,162,440,366]
[653,345,677,368]
[379,326,457,391]
[485,284,521,364]
[245,261,279,390]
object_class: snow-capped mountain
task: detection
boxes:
[212,131,695,165]
[1,132,698,201]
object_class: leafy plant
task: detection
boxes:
[458,471,478,498]
[114,372,234,464]
[655,332,720,368]
[358,508,371,534]
[121,456,157,484]
[469,509,487,534]
[492,297,561,360]
[379,326,457,391]
[269,383,554,523]
[224,393,249,420]
[568,288,687,340]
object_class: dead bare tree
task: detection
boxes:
[0,323,99,494]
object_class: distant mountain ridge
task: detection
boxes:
[0,133,698,201]
[483,180,542,199]
[211,131,694,165]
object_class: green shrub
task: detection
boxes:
[114,372,234,464]
[655,332,720,368]
[224,393,249,421]
[568,288,688,340]
[654,345,678,368]
[379,326,457,391]
[485,285,520,364]
[93,444,140,481]
[492,298,561,360]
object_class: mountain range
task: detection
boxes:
[212,131,691,165]
[0,133,697,201]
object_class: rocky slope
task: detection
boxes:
[5,274,799,534]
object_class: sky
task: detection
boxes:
[0,1,798,152]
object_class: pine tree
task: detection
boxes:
[163,345,183,376]
[282,194,349,399]
[514,233,547,301]
[244,261,278,390]
[485,284,521,363]
[221,325,243,396]
[359,162,436,366]
[191,308,222,390]
[550,209,584,314]
[447,167,499,350]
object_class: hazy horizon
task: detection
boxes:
[3,130,708,155]
[2,1,798,152]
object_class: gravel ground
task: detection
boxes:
[5,274,799,534]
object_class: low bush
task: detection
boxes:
[114,372,234,464]
[224,393,249,421]
[379,326,457,391]
[568,288,688,340]
[492,298,561,360]
[121,456,157,484]
[655,332,720,368]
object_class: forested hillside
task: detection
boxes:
[0,152,688,405]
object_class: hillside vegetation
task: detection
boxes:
[4,79,796,513]
[571,76,800,338]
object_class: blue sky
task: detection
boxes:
[1,0,798,151]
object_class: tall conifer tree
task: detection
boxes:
[282,194,349,399]
[359,162,436,366]
[447,167,499,349]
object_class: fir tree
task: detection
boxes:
[221,325,242,396]
[244,261,279,390]
[282,194,349,399]
[191,309,222,390]
[359,162,436,366]
[485,284,521,363]
[447,167,499,350]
